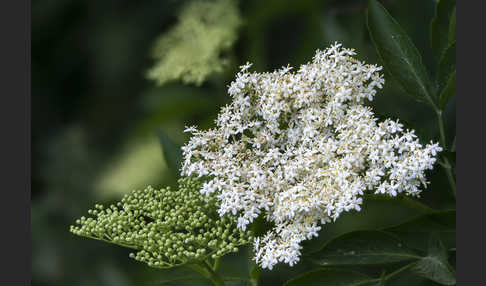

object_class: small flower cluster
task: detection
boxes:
[181,43,442,269]
[147,0,241,86]
[70,176,251,269]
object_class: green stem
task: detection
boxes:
[353,262,417,285]
[189,261,226,286]
[213,257,221,271]
[204,260,226,286]
[384,262,416,280]
[442,157,456,198]
[436,110,456,198]
[436,110,447,149]
[249,264,260,286]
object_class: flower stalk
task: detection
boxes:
[188,261,226,286]
[436,109,456,198]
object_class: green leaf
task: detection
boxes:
[151,277,210,286]
[383,263,436,286]
[310,230,420,266]
[439,71,455,110]
[149,266,207,285]
[430,0,456,60]
[284,269,375,286]
[412,235,456,285]
[448,7,456,46]
[250,264,261,285]
[215,246,254,283]
[384,210,456,251]
[437,43,456,109]
[157,129,182,179]
[441,151,456,174]
[385,210,455,233]
[377,272,386,286]
[438,43,456,90]
[366,0,436,108]
[140,86,219,123]
[450,136,456,153]
[302,195,432,254]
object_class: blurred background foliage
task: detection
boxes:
[32,0,455,285]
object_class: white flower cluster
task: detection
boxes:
[181,43,442,270]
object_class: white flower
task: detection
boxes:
[181,43,442,270]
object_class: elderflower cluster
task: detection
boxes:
[181,43,442,270]
[147,0,241,86]
[70,176,251,269]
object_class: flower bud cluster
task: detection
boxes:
[181,43,442,269]
[70,176,251,268]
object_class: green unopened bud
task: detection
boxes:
[70,176,252,269]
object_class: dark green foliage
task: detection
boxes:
[366,0,436,108]
[33,0,455,285]
[284,269,375,286]
[412,235,456,285]
[448,8,456,46]
[430,0,456,61]
[158,129,183,179]
[385,210,456,251]
[438,43,456,110]
[310,231,420,266]
[301,195,432,255]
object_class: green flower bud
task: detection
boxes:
[70,176,252,269]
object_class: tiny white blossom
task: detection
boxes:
[181,43,442,270]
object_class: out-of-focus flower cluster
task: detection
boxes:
[147,0,241,86]
[181,43,442,269]
[70,176,251,269]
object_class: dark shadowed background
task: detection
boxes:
[32,0,455,285]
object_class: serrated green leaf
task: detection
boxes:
[450,136,456,153]
[366,0,436,108]
[310,230,420,266]
[215,246,254,283]
[412,235,456,285]
[439,71,455,110]
[448,7,456,46]
[284,269,375,286]
[430,0,456,60]
[383,264,435,286]
[438,43,456,89]
[385,210,456,233]
[157,129,182,179]
[302,195,432,254]
[437,43,456,109]
[384,210,456,252]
